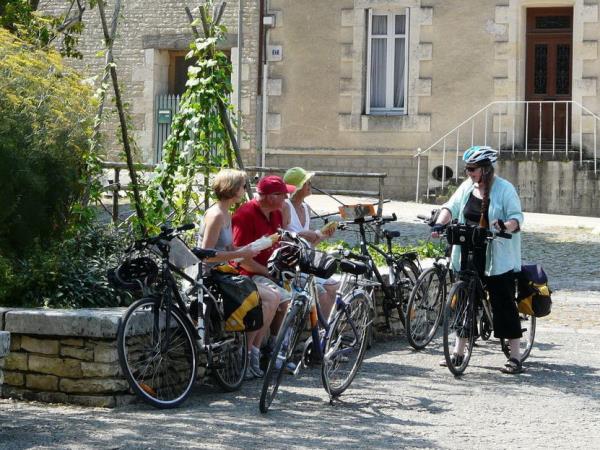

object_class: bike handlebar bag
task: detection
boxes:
[299,248,338,279]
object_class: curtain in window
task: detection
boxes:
[370,15,387,108]
[394,38,405,108]
[370,39,386,108]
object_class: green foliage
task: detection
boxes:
[0,224,132,308]
[317,239,445,266]
[141,0,235,232]
[0,28,96,255]
[0,0,86,58]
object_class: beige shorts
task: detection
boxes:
[252,275,293,303]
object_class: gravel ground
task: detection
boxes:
[1,198,599,449]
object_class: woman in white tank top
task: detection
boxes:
[282,167,338,319]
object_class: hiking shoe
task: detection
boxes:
[249,351,264,378]
[243,367,255,381]
[439,353,464,367]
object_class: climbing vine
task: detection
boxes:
[141,1,236,231]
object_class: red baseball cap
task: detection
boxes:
[257,175,296,195]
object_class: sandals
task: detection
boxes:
[500,357,524,374]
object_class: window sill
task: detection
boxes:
[359,113,431,132]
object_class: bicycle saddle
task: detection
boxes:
[384,229,401,239]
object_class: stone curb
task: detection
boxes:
[1,308,125,339]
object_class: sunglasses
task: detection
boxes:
[465,166,479,173]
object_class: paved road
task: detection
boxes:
[1,199,599,449]
[1,293,599,449]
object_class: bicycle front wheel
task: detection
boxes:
[500,314,536,362]
[406,267,446,350]
[442,281,475,376]
[321,291,370,398]
[117,296,198,408]
[259,301,306,413]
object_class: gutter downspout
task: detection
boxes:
[236,0,243,148]
[259,0,270,168]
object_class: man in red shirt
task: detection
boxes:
[232,175,296,374]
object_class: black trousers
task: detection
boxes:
[484,270,522,339]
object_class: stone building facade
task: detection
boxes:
[42,0,263,165]
[44,1,599,213]
[263,0,600,211]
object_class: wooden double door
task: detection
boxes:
[525,8,573,146]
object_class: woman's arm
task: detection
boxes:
[202,210,258,263]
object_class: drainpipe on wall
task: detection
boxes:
[236,0,243,149]
[260,0,270,168]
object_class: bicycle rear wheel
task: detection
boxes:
[259,300,306,413]
[442,281,475,376]
[321,292,370,397]
[206,307,248,391]
[500,314,536,362]
[385,259,420,331]
[406,267,446,350]
[117,296,197,408]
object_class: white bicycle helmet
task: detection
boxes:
[462,146,498,165]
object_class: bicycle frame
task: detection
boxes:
[152,240,226,357]
[288,270,372,372]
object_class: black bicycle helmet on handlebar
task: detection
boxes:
[267,242,301,281]
[108,257,159,291]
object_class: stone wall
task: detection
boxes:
[0,308,136,407]
[498,158,600,217]
[265,149,427,200]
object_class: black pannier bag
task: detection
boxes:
[210,264,263,332]
[516,263,552,318]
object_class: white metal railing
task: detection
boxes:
[414,100,600,201]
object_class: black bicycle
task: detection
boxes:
[440,222,535,376]
[110,224,247,408]
[339,213,421,333]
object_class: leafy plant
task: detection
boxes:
[317,239,445,266]
[0,28,96,255]
[0,224,133,308]
[0,0,90,58]
[141,0,236,232]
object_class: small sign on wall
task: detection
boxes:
[157,109,172,124]
[267,45,283,62]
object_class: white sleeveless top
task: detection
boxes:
[285,199,310,232]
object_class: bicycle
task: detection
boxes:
[339,213,421,333]
[440,222,536,376]
[405,212,453,350]
[111,224,248,408]
[259,231,372,413]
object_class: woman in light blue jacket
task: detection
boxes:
[432,146,525,374]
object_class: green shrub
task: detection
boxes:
[0,28,95,256]
[0,225,133,308]
[317,239,445,266]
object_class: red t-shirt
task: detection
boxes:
[232,199,282,276]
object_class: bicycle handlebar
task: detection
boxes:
[131,223,197,251]
[342,212,397,226]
